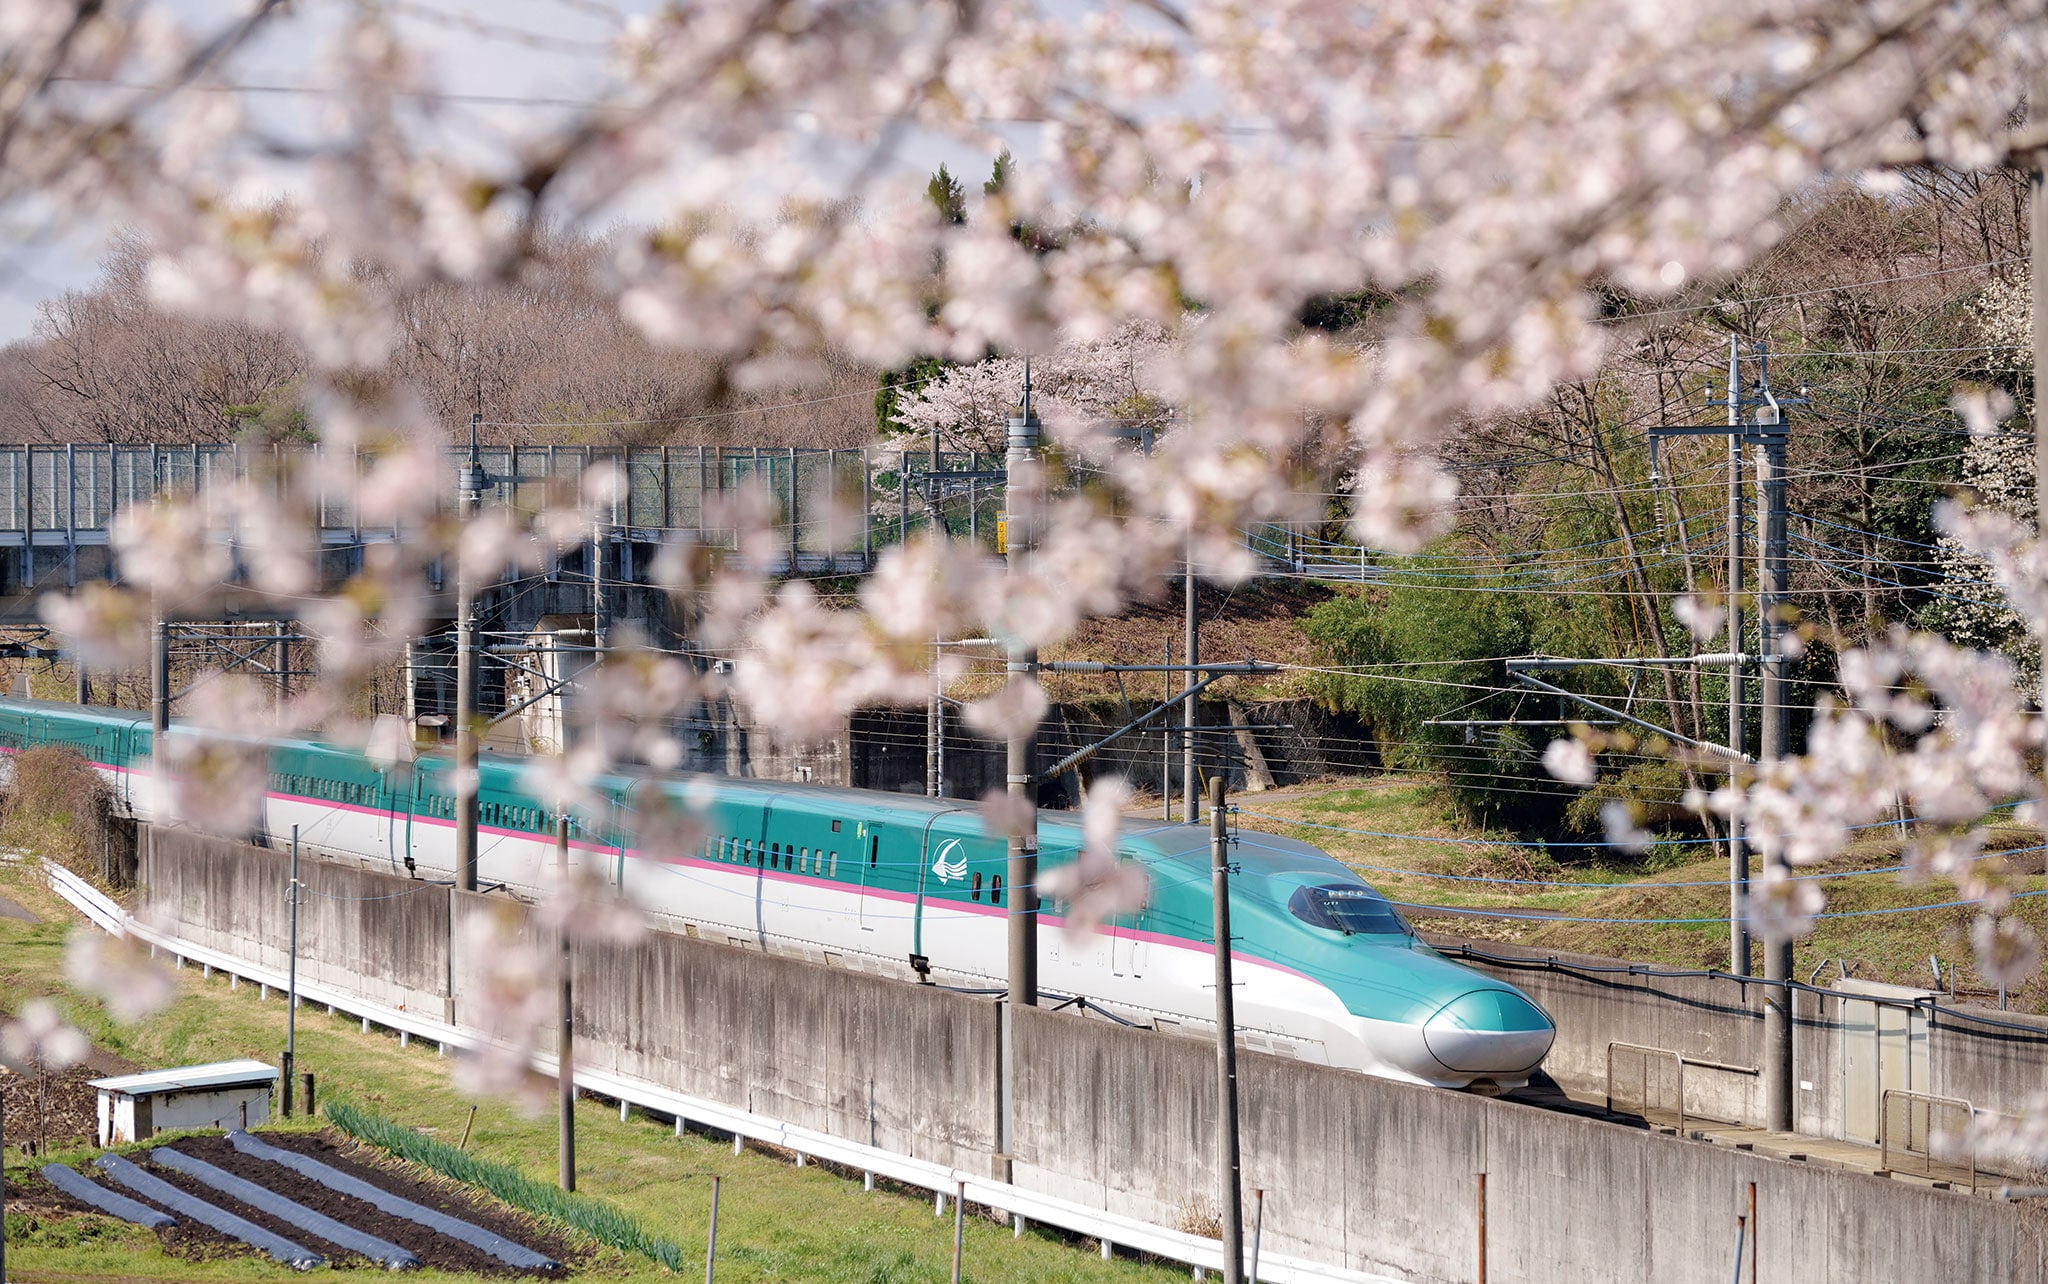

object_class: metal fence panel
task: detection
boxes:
[0,450,23,532]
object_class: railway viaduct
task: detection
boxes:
[69,824,2048,1284]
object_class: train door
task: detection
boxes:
[914,810,970,974]
[750,799,777,951]
[855,826,880,936]
[1111,909,1137,978]
[401,766,419,875]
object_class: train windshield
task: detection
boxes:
[1287,884,1412,936]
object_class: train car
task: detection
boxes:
[0,696,1554,1089]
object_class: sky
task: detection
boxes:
[0,0,1017,345]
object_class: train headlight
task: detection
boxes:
[1421,989,1555,1076]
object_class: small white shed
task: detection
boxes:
[92,1059,278,1146]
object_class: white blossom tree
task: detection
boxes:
[7,0,2048,1148]
[889,319,1176,451]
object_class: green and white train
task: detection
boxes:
[0,696,1554,1089]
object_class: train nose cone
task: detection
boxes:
[1422,989,1555,1077]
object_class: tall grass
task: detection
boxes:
[324,1098,685,1271]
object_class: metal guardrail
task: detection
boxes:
[1603,1041,1759,1136]
[44,861,126,937]
[42,859,1391,1284]
[1880,1088,1977,1191]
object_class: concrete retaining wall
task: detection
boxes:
[448,893,999,1172]
[143,827,449,1018]
[139,831,2048,1284]
[1013,1005,2045,1284]
[1440,936,2048,1144]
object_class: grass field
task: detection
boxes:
[1234,778,2048,1012]
[0,861,1184,1283]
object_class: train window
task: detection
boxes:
[991,875,1002,905]
[1287,884,1412,937]
[831,819,842,832]
[829,852,838,877]
[971,873,983,901]
[802,847,812,872]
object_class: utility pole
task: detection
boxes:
[928,635,941,798]
[1754,343,1794,1134]
[282,825,300,1117]
[151,614,170,741]
[557,811,576,1192]
[997,368,1041,1189]
[591,505,607,655]
[1183,542,1200,824]
[1210,777,1243,1284]
[2035,82,2048,528]
[1162,640,1172,822]
[1005,372,1041,1008]
[455,412,486,892]
[1725,335,1750,978]
[928,456,944,800]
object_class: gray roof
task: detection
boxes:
[90,1059,278,1096]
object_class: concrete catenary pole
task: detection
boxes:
[1755,343,1793,1134]
[928,449,944,800]
[283,825,301,1117]
[1005,371,1041,1011]
[455,413,486,892]
[1210,777,1243,1284]
[2035,98,2048,529]
[1725,335,1749,977]
[1184,544,1200,824]
[151,612,170,741]
[2036,98,2048,528]
[557,811,576,1192]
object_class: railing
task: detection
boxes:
[1603,1042,1759,1136]
[1605,1041,1687,1134]
[0,443,1390,587]
[1880,1088,1976,1191]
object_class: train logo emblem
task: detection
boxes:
[931,840,967,884]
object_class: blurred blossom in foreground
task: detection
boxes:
[0,998,89,1072]
[1542,739,1596,787]
[976,788,1036,840]
[162,677,277,838]
[451,907,556,1112]
[1040,778,1149,936]
[533,858,647,947]
[1970,915,2042,992]
[1599,802,1653,855]
[1743,867,1824,943]
[1672,595,1721,644]
[65,931,176,1024]
[961,676,1051,743]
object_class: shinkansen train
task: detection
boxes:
[0,696,1555,1089]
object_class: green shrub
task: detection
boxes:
[2,745,112,882]
[324,1098,684,1270]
